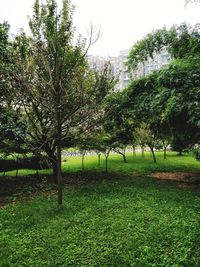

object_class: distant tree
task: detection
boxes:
[99,134,113,173]
[76,133,101,167]
[135,123,159,163]
[193,145,200,161]
[185,0,200,5]
[103,92,135,163]
[77,135,93,171]
[79,130,113,172]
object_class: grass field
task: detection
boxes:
[1,151,200,177]
[0,152,200,266]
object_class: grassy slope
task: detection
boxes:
[0,152,200,266]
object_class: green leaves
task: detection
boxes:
[127,23,200,72]
[124,53,200,155]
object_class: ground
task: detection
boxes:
[1,151,200,206]
[0,152,200,266]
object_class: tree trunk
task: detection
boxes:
[105,155,108,173]
[16,158,19,178]
[132,145,136,157]
[81,153,85,171]
[123,148,127,163]
[16,168,19,178]
[164,146,167,159]
[115,148,127,163]
[150,147,156,163]
[98,153,101,166]
[141,145,145,157]
[122,154,127,163]
[56,111,63,208]
[52,160,58,184]
[35,168,39,176]
[57,142,63,208]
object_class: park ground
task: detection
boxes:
[0,151,200,266]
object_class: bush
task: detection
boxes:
[0,156,51,172]
[193,145,200,161]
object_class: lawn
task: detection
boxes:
[0,152,200,266]
[1,151,200,177]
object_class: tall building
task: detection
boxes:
[87,55,107,71]
[87,47,171,91]
[132,47,171,80]
[109,49,130,91]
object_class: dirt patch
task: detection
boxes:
[148,172,200,190]
[148,172,196,181]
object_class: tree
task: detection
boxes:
[0,106,28,153]
[124,55,200,157]
[0,22,12,100]
[77,135,93,171]
[135,123,158,163]
[193,145,200,161]
[0,22,30,171]
[127,23,200,72]
[11,0,115,207]
[157,56,200,154]
[185,0,200,5]
[103,92,135,163]
[125,23,200,159]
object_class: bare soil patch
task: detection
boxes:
[148,172,200,190]
[148,172,195,181]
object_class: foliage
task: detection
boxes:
[185,0,200,5]
[123,55,200,155]
[0,106,29,156]
[0,156,50,172]
[193,146,200,161]
[0,22,12,82]
[104,92,135,146]
[127,23,200,71]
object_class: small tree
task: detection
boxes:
[136,123,158,163]
[103,92,135,163]
[100,136,113,173]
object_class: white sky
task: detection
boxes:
[0,0,200,56]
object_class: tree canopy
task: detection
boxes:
[127,23,200,71]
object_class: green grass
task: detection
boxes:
[1,175,200,266]
[1,151,200,177]
[0,151,200,266]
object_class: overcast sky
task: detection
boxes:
[1,0,200,56]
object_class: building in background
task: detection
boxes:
[132,47,171,80]
[88,47,171,91]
